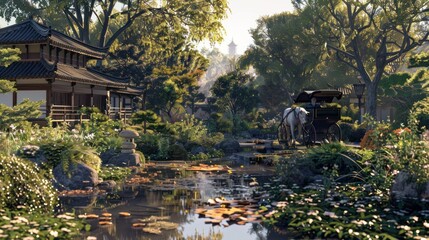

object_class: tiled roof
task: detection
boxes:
[0,19,107,59]
[0,61,54,79]
[55,63,126,87]
[0,60,127,88]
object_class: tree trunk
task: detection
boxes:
[365,81,378,119]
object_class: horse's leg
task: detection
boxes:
[285,124,291,146]
[290,124,296,147]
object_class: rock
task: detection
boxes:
[190,145,207,155]
[98,180,117,192]
[107,152,142,166]
[215,139,242,155]
[391,171,429,201]
[100,149,119,164]
[53,163,99,190]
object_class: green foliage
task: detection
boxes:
[135,134,172,160]
[0,98,43,131]
[0,154,57,213]
[167,144,188,160]
[0,210,86,239]
[409,97,429,133]
[0,48,21,67]
[265,182,428,239]
[167,114,224,147]
[409,52,429,68]
[211,71,259,133]
[294,0,429,117]
[339,122,366,143]
[306,142,363,177]
[0,79,16,93]
[240,11,325,110]
[99,166,132,181]
[131,110,161,126]
[77,108,123,153]
[379,71,428,128]
[2,1,228,49]
[39,138,101,173]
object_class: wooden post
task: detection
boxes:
[71,82,76,121]
[90,85,94,107]
[47,79,53,118]
[119,95,123,120]
[106,89,111,118]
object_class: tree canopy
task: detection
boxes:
[2,0,229,49]
[293,0,429,117]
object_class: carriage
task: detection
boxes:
[278,89,343,147]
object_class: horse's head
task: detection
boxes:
[298,107,309,125]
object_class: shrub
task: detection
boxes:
[306,142,363,177]
[0,154,58,213]
[409,97,429,133]
[135,134,172,160]
[39,139,101,173]
[167,144,188,160]
[78,109,123,153]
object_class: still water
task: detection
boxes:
[63,163,288,240]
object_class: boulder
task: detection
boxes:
[97,180,117,192]
[107,152,142,166]
[391,171,429,201]
[215,139,242,155]
[99,149,119,164]
[53,162,99,190]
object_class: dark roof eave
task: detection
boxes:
[54,74,126,88]
[50,40,105,59]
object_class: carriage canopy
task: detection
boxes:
[294,89,342,103]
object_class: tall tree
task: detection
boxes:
[211,71,259,132]
[2,0,228,49]
[240,11,326,110]
[293,0,429,117]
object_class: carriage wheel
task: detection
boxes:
[303,124,317,147]
[326,123,342,142]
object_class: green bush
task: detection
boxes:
[0,154,58,213]
[77,109,123,153]
[39,139,101,173]
[135,134,172,160]
[409,97,429,133]
[167,144,188,160]
[306,142,362,177]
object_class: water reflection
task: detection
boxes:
[63,164,287,240]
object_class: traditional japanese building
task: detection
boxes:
[0,18,140,124]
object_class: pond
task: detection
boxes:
[61,161,290,240]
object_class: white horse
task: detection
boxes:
[282,107,309,146]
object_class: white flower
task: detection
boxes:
[323,211,338,218]
[28,228,39,234]
[49,230,58,237]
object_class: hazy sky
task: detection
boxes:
[218,0,294,54]
[0,0,294,54]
